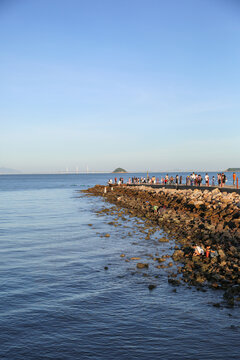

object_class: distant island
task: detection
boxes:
[112,167,127,173]
[226,168,240,172]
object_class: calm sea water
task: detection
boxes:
[0,173,239,360]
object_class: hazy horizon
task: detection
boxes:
[0,166,238,175]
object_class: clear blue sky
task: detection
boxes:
[1,0,240,173]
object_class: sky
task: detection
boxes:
[1,0,240,173]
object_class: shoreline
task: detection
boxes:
[83,184,240,306]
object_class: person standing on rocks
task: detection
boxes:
[206,246,211,258]
[197,174,202,186]
[222,173,227,186]
[205,173,209,186]
[233,172,236,186]
[190,173,195,186]
[175,175,179,185]
[212,176,215,186]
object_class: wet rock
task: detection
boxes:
[196,275,206,284]
[148,284,156,290]
[168,278,181,286]
[156,265,163,269]
[158,237,169,242]
[137,263,149,269]
[211,283,220,289]
[172,250,184,262]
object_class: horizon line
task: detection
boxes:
[0,169,234,175]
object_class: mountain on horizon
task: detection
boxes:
[0,167,21,174]
[112,167,127,173]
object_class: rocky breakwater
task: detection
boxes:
[83,185,240,306]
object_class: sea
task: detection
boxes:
[0,173,239,360]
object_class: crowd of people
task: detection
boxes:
[185,172,227,187]
[108,172,234,187]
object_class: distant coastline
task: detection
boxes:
[226,168,240,172]
[0,167,21,174]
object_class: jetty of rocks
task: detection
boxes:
[83,184,240,305]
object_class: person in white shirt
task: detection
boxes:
[205,173,209,186]
[194,245,204,256]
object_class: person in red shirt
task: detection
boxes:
[233,172,236,186]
